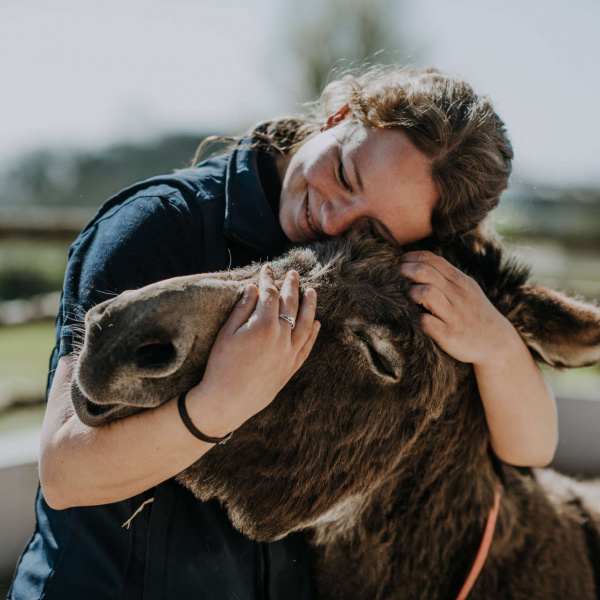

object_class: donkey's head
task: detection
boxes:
[71,232,600,541]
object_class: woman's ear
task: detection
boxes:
[508,285,600,368]
[323,104,352,131]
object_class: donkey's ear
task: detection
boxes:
[507,285,600,368]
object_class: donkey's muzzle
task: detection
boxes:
[72,275,241,416]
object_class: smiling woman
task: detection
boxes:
[11,65,555,600]
[251,66,514,245]
[278,114,438,245]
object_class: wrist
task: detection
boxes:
[184,384,238,439]
[472,316,525,370]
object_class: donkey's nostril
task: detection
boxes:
[133,341,177,371]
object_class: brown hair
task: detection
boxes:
[193,66,513,243]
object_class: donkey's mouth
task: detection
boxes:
[84,398,122,418]
[71,379,138,427]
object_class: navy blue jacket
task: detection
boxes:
[9,137,317,600]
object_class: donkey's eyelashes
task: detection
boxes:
[344,320,402,381]
[360,336,397,379]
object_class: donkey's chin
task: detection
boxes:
[226,505,299,543]
[71,379,144,427]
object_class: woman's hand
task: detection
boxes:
[188,264,320,436]
[40,265,320,509]
[400,250,558,467]
[399,250,515,366]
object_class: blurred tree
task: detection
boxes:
[0,270,56,301]
[288,0,409,101]
[0,134,207,209]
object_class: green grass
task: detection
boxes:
[0,320,56,405]
[0,320,55,433]
[0,239,69,275]
[0,403,45,434]
[542,364,600,399]
[0,239,69,299]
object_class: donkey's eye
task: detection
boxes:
[364,341,397,379]
[347,324,401,382]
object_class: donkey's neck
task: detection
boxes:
[308,384,501,600]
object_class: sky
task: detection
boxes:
[1,0,599,187]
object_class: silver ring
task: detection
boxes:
[279,314,296,330]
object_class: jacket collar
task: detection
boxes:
[224,135,289,258]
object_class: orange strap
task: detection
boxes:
[455,483,502,600]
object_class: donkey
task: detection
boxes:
[71,232,600,600]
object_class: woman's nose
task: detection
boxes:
[320,199,365,237]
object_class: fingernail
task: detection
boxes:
[242,285,254,300]
[289,270,299,278]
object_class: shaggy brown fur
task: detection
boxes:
[72,232,600,600]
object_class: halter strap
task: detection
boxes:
[455,482,502,600]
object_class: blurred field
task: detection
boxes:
[0,320,55,391]
[543,365,600,399]
[0,403,45,434]
[0,239,69,301]
[0,320,55,432]
[499,240,600,303]
[0,239,68,274]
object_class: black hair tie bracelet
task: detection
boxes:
[177,392,233,445]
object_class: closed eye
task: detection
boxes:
[337,153,351,192]
[353,329,399,380]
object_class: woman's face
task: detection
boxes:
[278,110,438,245]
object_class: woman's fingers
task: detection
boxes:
[291,287,318,347]
[279,270,300,328]
[420,312,448,343]
[224,266,317,352]
[294,320,321,370]
[221,284,258,334]
[400,259,454,299]
[199,267,321,431]
[408,284,453,322]
[401,251,466,289]
[400,254,454,321]
[255,264,281,322]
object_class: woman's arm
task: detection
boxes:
[400,251,558,467]
[472,330,557,467]
[40,267,320,509]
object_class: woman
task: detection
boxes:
[10,67,557,599]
